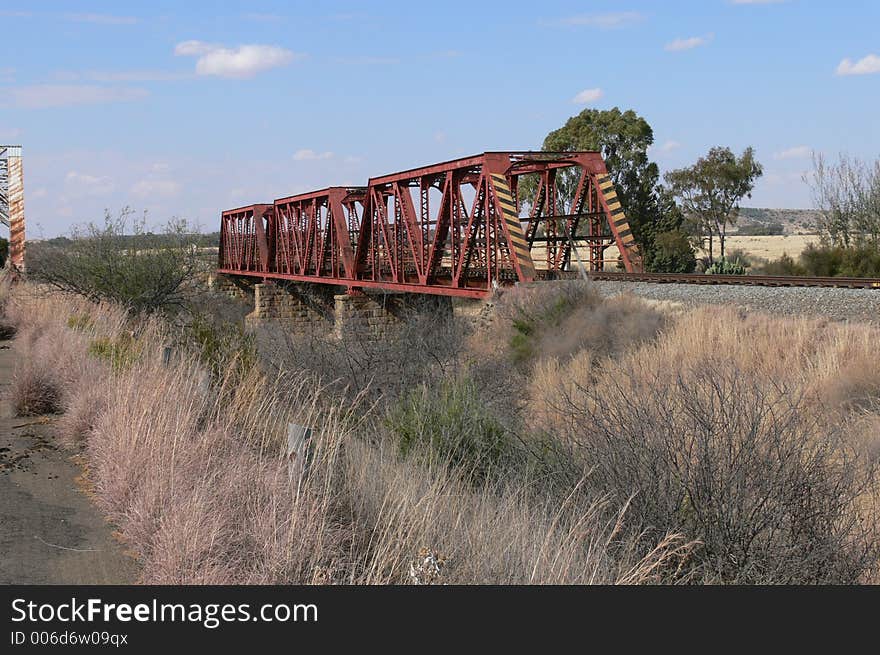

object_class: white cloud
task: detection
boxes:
[836,54,880,76]
[774,145,811,160]
[548,12,644,29]
[658,140,682,152]
[65,171,115,196]
[292,149,334,161]
[174,40,218,57]
[65,13,138,25]
[131,178,181,198]
[434,131,447,144]
[572,88,603,105]
[9,84,148,108]
[665,34,713,52]
[174,40,300,78]
[764,170,807,186]
[0,127,21,141]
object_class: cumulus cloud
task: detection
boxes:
[774,145,811,160]
[9,84,147,109]
[572,88,603,105]
[65,171,115,196]
[131,178,181,198]
[665,34,713,52]
[174,40,300,78]
[548,11,644,29]
[292,149,334,161]
[836,54,880,76]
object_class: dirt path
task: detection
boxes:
[0,333,137,584]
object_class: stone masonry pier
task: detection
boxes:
[227,278,452,338]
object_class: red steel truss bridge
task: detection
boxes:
[218,151,642,298]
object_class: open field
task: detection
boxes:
[703,234,820,262]
[596,234,819,271]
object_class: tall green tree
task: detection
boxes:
[530,107,690,271]
[665,146,763,263]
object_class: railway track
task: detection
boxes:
[583,271,880,289]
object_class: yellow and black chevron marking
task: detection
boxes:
[597,174,638,254]
[489,173,536,279]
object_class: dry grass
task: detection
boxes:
[710,234,819,262]
[1,282,689,584]
[3,278,877,584]
[527,305,880,582]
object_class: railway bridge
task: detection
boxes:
[217,151,640,302]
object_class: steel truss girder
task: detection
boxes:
[218,151,642,297]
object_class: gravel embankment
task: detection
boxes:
[590,281,880,324]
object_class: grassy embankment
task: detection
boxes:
[2,277,878,584]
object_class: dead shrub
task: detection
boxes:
[257,309,470,405]
[541,359,879,583]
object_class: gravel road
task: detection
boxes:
[589,281,880,324]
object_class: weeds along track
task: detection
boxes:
[582,271,880,289]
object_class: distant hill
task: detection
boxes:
[733,208,821,235]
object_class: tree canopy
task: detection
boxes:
[534,107,691,272]
[665,146,763,263]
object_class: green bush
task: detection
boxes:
[183,314,257,381]
[736,222,785,236]
[646,230,696,273]
[87,336,138,372]
[760,244,880,278]
[386,378,513,481]
[758,252,805,276]
[506,285,591,364]
[27,208,201,314]
[800,244,880,277]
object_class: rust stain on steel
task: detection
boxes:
[218,151,640,297]
[8,152,25,270]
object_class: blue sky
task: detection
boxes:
[1,0,878,237]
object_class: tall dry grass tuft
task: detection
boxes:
[341,436,694,584]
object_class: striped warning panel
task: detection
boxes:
[597,174,638,253]
[489,174,536,279]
